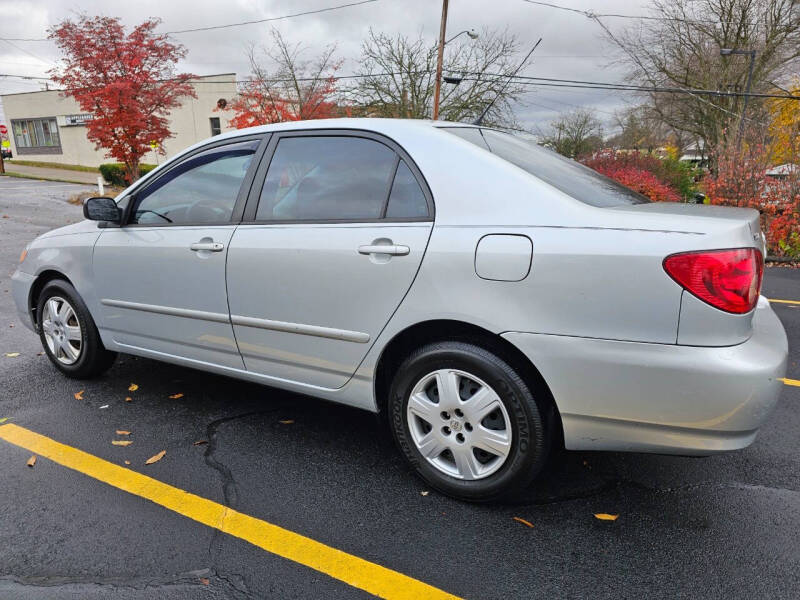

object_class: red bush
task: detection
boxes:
[582,150,682,203]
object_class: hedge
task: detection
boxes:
[98,163,157,186]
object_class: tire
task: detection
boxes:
[388,341,553,503]
[36,279,117,379]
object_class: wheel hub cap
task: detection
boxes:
[406,368,513,481]
[41,296,82,366]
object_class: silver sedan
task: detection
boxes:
[11,119,788,502]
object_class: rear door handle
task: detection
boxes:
[358,244,410,256]
[190,241,224,252]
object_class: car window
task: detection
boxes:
[385,160,428,219]
[130,140,259,225]
[442,127,491,151]
[478,129,650,207]
[256,136,397,221]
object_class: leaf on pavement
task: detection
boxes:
[124,460,131,465]
[99,404,109,409]
[513,517,534,528]
[420,490,429,496]
[112,440,133,446]
[200,578,209,585]
[26,455,36,467]
[168,393,184,399]
[124,397,132,402]
[145,450,166,465]
[4,352,20,358]
[594,513,619,521]
[0,418,8,424]
[128,383,138,392]
[193,440,208,446]
[74,390,84,400]
[116,430,131,435]
[279,419,294,425]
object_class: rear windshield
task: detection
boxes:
[443,127,650,208]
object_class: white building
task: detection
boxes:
[1,73,238,167]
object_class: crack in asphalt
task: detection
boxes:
[0,568,214,591]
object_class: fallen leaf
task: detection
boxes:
[168,393,184,399]
[513,517,534,528]
[145,450,166,465]
[0,418,8,424]
[26,455,36,467]
[4,352,20,358]
[124,397,132,402]
[193,440,208,446]
[37,352,44,356]
[279,419,294,425]
[99,404,109,409]
[116,430,131,435]
[594,513,619,521]
[74,390,84,400]
[420,490,429,496]
[124,460,131,465]
[128,383,138,392]
[200,578,209,585]
[112,440,133,446]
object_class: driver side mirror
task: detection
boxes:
[83,196,121,223]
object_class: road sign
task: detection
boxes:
[0,125,7,135]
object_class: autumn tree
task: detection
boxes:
[351,28,528,127]
[226,29,341,129]
[768,79,800,164]
[49,16,196,183]
[541,108,603,158]
[605,0,800,155]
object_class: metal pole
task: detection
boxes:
[432,0,449,121]
[737,50,756,146]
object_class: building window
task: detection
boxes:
[210,117,221,136]
[11,117,62,154]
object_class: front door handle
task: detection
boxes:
[358,244,410,256]
[190,241,224,252]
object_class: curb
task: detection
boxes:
[1,171,103,187]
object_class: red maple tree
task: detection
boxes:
[49,16,196,183]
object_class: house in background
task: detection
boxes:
[0,73,237,168]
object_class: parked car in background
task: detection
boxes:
[11,119,788,502]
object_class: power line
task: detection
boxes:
[0,0,380,41]
[520,0,719,24]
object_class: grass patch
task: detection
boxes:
[1,171,98,186]
[6,159,99,173]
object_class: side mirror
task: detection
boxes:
[83,196,121,223]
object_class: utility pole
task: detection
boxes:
[432,0,449,121]
[720,47,757,148]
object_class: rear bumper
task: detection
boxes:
[11,268,36,333]
[502,296,788,455]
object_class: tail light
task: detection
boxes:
[663,248,763,314]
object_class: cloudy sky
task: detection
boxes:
[0,0,645,132]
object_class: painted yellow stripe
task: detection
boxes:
[782,378,800,387]
[0,424,460,600]
[769,298,800,305]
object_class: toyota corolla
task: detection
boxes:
[11,119,788,502]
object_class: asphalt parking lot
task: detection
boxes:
[1,176,798,599]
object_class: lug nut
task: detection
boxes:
[454,408,464,417]
[465,422,472,431]
[440,411,450,420]
[442,426,451,435]
[456,433,465,443]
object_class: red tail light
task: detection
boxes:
[663,248,763,314]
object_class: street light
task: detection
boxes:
[432,0,479,120]
[720,47,757,145]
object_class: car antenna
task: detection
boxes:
[473,37,542,126]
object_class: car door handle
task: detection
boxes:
[358,244,410,256]
[190,241,224,252]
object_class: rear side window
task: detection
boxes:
[256,136,397,221]
[385,161,428,219]
[443,127,650,208]
[131,140,259,225]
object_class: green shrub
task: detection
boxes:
[98,163,156,186]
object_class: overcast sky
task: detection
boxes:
[0,0,645,133]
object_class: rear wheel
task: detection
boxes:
[388,341,552,502]
[37,280,116,379]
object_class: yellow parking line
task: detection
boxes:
[782,378,800,387]
[0,423,460,600]
[769,298,800,305]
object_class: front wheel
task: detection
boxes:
[37,279,117,379]
[388,341,553,502]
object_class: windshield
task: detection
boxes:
[443,127,651,208]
